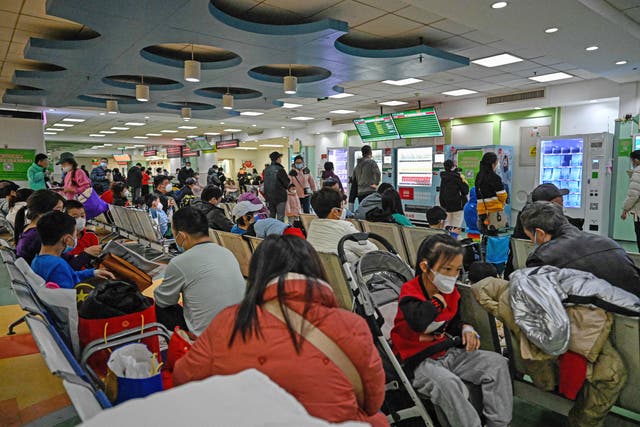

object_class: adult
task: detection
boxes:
[321,161,344,197]
[153,175,176,213]
[111,182,129,207]
[175,177,198,208]
[154,207,244,335]
[230,201,262,236]
[142,168,151,196]
[427,206,448,229]
[439,160,469,228]
[191,185,234,232]
[354,183,393,220]
[0,181,18,218]
[127,163,143,199]
[263,151,290,222]
[178,161,195,186]
[90,157,110,194]
[207,164,221,187]
[58,152,91,201]
[621,149,640,251]
[382,188,413,227]
[349,145,381,206]
[6,188,33,228]
[521,201,640,296]
[27,153,48,190]
[289,155,316,214]
[307,188,377,263]
[14,190,64,264]
[112,168,124,183]
[80,165,90,177]
[475,152,508,234]
[173,235,387,426]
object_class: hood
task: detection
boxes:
[254,218,290,238]
[359,192,382,208]
[190,199,214,214]
[468,187,477,203]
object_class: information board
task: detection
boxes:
[166,146,182,159]
[0,149,35,180]
[186,136,212,151]
[216,139,239,149]
[392,107,443,138]
[143,150,157,157]
[396,147,433,187]
[182,147,199,157]
[353,114,399,142]
[456,149,484,188]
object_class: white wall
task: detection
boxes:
[559,100,619,135]
[451,122,493,147]
[0,116,46,186]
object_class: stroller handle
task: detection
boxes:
[337,232,397,261]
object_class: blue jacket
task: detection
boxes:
[90,166,109,193]
[463,187,479,233]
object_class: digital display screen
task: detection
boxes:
[185,136,212,151]
[353,114,400,142]
[166,146,182,159]
[392,107,443,138]
[396,147,433,187]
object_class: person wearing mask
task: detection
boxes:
[90,158,110,194]
[475,152,508,234]
[349,145,381,207]
[286,183,302,223]
[6,188,33,228]
[178,161,195,186]
[141,167,151,197]
[31,211,114,288]
[321,161,344,197]
[112,168,124,183]
[127,163,143,199]
[263,151,290,222]
[230,201,262,236]
[145,193,171,237]
[112,182,130,207]
[173,235,387,426]
[207,164,222,187]
[64,200,101,270]
[439,160,469,228]
[176,177,198,208]
[15,190,64,263]
[154,207,245,335]
[621,149,640,252]
[391,234,512,427]
[307,188,377,263]
[191,185,234,232]
[27,153,49,190]
[354,182,393,220]
[521,201,640,296]
[153,175,176,213]
[58,152,91,201]
[289,155,316,214]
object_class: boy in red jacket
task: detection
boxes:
[64,200,101,269]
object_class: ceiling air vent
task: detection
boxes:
[332,118,356,126]
[486,89,545,105]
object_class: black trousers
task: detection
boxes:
[155,304,188,332]
[635,220,640,252]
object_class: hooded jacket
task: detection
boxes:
[90,166,110,194]
[463,187,479,233]
[354,192,382,220]
[190,200,233,232]
[439,170,469,212]
[263,162,290,205]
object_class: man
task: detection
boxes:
[154,207,245,335]
[353,182,393,220]
[127,162,143,199]
[439,159,469,228]
[521,201,640,296]
[427,206,448,229]
[153,175,176,213]
[307,188,377,263]
[230,201,262,236]
[176,177,198,208]
[191,185,234,232]
[263,151,290,221]
[28,153,48,190]
[349,145,381,207]
[207,164,221,187]
[290,155,316,214]
[178,161,195,186]
[90,158,110,194]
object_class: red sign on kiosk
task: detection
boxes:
[399,187,414,200]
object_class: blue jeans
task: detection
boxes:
[300,197,311,214]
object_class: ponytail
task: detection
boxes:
[13,206,27,242]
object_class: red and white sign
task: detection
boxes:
[400,175,432,186]
[399,187,414,200]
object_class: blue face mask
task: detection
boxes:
[295,163,304,169]
[175,233,185,253]
[62,236,77,254]
[100,162,107,168]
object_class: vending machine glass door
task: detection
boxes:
[539,138,584,208]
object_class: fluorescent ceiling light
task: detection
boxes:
[240,111,264,116]
[281,126,286,129]
[236,147,257,150]
[252,124,257,127]
[99,131,116,134]
[172,138,185,141]
[585,46,599,51]
[220,122,225,125]
[133,136,148,139]
[529,72,573,82]
[224,128,242,132]
[545,27,558,33]
[616,60,628,65]
[62,118,85,122]
[259,144,284,148]
[330,109,356,114]
[281,103,302,108]
[46,128,64,131]
[125,122,145,126]
[379,100,408,106]
[204,132,220,135]
[534,107,542,110]
[54,123,74,127]
[472,53,523,67]
[187,135,198,138]
[145,133,162,136]
[111,127,129,130]
[442,89,478,96]
[161,130,178,133]
[491,1,507,8]
[43,132,57,135]
[290,116,314,121]
[134,144,146,147]
[178,125,197,129]
[89,134,105,137]
[103,144,113,147]
[329,93,354,99]
[381,78,422,86]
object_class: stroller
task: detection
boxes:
[337,232,435,427]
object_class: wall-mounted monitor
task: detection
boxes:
[392,107,443,138]
[185,136,212,151]
[353,114,400,142]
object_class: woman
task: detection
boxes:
[142,168,151,197]
[173,235,387,426]
[475,152,508,233]
[391,234,512,427]
[57,152,91,201]
[7,188,34,227]
[439,160,469,228]
[14,190,64,263]
[383,188,413,226]
[290,155,316,214]
[622,149,640,251]
[321,161,344,198]
[111,182,129,207]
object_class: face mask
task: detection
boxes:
[295,163,304,169]
[533,230,545,248]
[176,233,185,253]
[62,165,72,173]
[75,217,86,232]
[124,190,130,198]
[165,183,173,192]
[100,162,107,168]
[339,207,347,220]
[431,269,457,294]
[156,202,163,211]
[187,167,192,170]
[62,235,77,254]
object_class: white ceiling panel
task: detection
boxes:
[355,0,411,13]
[428,19,474,36]
[354,13,423,37]
[310,0,387,27]
[392,6,444,25]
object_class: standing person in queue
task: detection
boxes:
[263,151,290,221]
[90,157,110,195]
[321,161,344,198]
[58,152,91,201]
[349,145,381,208]
[475,152,508,234]
[141,167,151,197]
[621,149,640,251]
[289,155,316,214]
[127,162,143,199]
[27,153,49,190]
[173,235,387,426]
[439,160,469,228]
[178,161,195,186]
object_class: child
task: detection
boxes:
[31,211,114,289]
[145,193,170,237]
[64,200,101,269]
[285,183,302,224]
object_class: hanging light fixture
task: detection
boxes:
[184,44,201,82]
[136,75,149,102]
[283,64,297,95]
[106,99,119,114]
[181,106,192,121]
[222,87,233,110]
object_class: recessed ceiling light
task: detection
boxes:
[589,99,598,103]
[472,53,523,67]
[43,132,57,135]
[330,109,356,114]
[379,101,408,106]
[328,93,354,99]
[133,136,148,139]
[54,123,74,127]
[99,130,116,134]
[381,78,422,86]
[172,138,186,141]
[545,27,558,34]
[616,60,628,65]
[290,116,314,121]
[224,128,242,132]
[144,116,150,119]
[46,128,64,131]
[145,133,162,136]
[281,126,286,129]
[220,122,225,125]
[534,107,542,110]
[529,72,573,82]
[125,122,146,126]
[62,118,85,122]
[161,130,178,133]
[111,127,129,130]
[240,111,264,116]
[259,144,284,148]
[491,1,507,8]
[178,125,197,129]
[99,112,106,115]
[89,134,105,137]
[281,103,302,108]
[442,89,478,96]
[585,46,599,51]
[252,124,257,127]
[204,132,220,135]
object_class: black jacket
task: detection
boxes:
[177,167,195,185]
[527,223,640,296]
[127,166,142,187]
[439,170,469,212]
[263,162,290,205]
[191,200,233,232]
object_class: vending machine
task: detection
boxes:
[327,147,351,187]
[536,133,613,235]
[394,146,436,224]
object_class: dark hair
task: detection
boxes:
[293,155,304,163]
[8,188,33,209]
[156,167,162,173]
[310,188,342,218]
[427,206,447,226]
[520,201,568,236]
[361,145,372,156]
[324,161,334,171]
[133,196,145,206]
[479,152,498,173]
[136,163,142,167]
[468,262,498,283]
[382,188,404,215]
[230,235,329,352]
[0,181,19,198]
[37,211,76,246]
[377,182,393,195]
[154,175,169,189]
[201,185,222,202]
[35,153,48,163]
[145,193,159,208]
[172,206,208,237]
[111,181,126,196]
[14,190,63,240]
[414,234,463,276]
[631,150,640,161]
[444,159,454,171]
[64,199,84,211]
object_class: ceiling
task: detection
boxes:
[0,0,639,149]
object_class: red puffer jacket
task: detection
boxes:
[173,273,388,426]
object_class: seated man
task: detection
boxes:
[191,185,233,232]
[353,182,393,220]
[231,201,262,236]
[521,201,640,295]
[31,211,113,289]
[154,207,245,335]
[153,175,176,213]
[307,188,377,262]
[64,200,101,269]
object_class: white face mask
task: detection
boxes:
[62,165,72,173]
[75,217,86,232]
[165,183,173,192]
[431,269,457,294]
[156,202,163,211]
